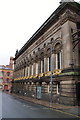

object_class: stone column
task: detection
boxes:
[28,66,30,76]
[21,69,24,77]
[36,63,38,74]
[62,21,73,68]
[25,66,27,76]
[25,82,28,91]
[59,77,77,105]
[44,57,48,72]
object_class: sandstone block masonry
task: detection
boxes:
[13,2,80,105]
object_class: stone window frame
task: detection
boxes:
[53,40,63,69]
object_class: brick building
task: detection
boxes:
[0,57,14,91]
[13,1,80,105]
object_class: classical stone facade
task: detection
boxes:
[13,2,80,105]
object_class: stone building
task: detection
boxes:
[13,1,80,105]
[0,57,14,91]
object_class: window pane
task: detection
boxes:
[6,78,9,83]
[49,56,51,71]
[56,52,61,69]
[57,52,60,69]
[42,60,44,73]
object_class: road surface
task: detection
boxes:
[0,91,79,119]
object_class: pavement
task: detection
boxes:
[9,92,80,118]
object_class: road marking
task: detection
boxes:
[11,94,80,118]
[23,104,25,106]
[8,97,13,101]
[25,105,31,108]
[48,107,80,118]
[30,107,39,110]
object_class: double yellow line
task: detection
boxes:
[48,107,80,118]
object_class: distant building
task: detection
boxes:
[0,57,14,91]
[13,1,80,105]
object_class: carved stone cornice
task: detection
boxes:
[59,9,76,25]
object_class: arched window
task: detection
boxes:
[54,42,62,69]
[7,72,10,76]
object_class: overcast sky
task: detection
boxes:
[0,0,79,65]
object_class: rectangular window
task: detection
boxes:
[43,60,44,73]
[49,56,51,71]
[6,78,9,83]
[41,60,44,73]
[56,52,61,69]
[57,81,60,94]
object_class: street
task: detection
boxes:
[0,91,79,119]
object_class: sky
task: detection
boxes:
[0,0,79,65]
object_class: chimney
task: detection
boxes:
[9,56,13,69]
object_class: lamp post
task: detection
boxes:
[50,44,53,104]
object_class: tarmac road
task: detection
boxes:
[1,91,79,119]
